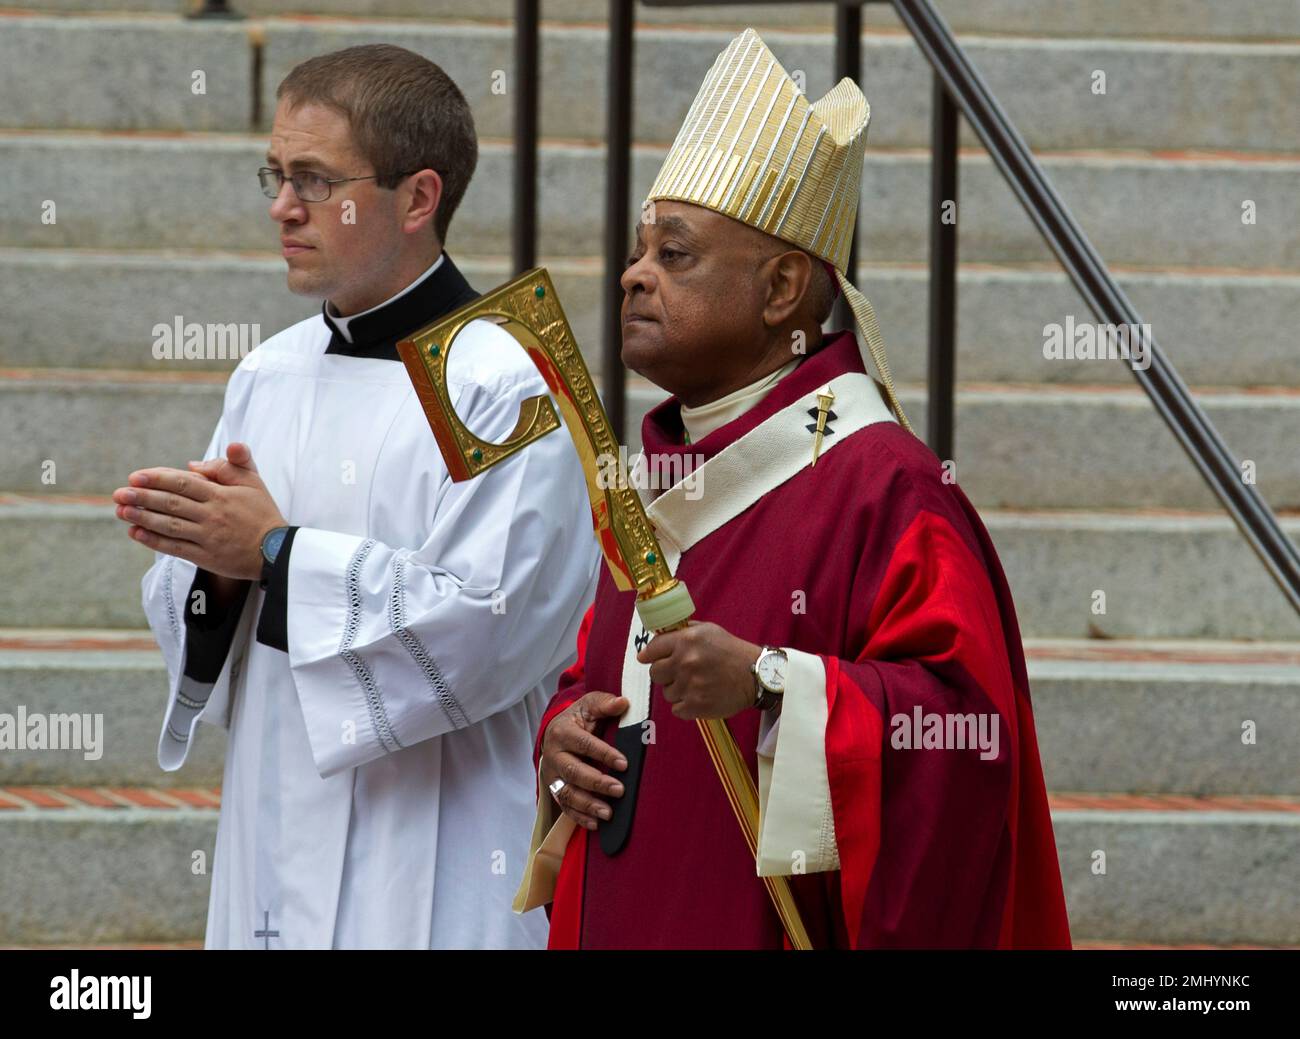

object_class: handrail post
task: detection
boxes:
[603,0,634,442]
[831,2,862,336]
[188,0,242,18]
[928,72,959,463]
[513,0,540,275]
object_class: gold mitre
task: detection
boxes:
[644,28,912,434]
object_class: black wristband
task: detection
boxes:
[182,570,250,682]
[255,526,299,653]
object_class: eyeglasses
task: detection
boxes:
[258,167,423,203]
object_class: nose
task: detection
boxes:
[268,179,306,224]
[620,253,656,298]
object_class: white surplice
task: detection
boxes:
[140,312,600,949]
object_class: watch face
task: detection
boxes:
[262,527,287,564]
[756,651,787,693]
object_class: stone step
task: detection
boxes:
[22,6,1299,154]
[1026,638,1300,796]
[2,495,1299,639]
[0,786,219,944]
[0,630,225,787]
[3,630,1296,794]
[9,0,1300,42]
[11,12,1293,150]
[3,940,205,949]
[3,367,1297,511]
[266,22,1300,152]
[0,785,1294,944]
[5,248,1298,392]
[0,15,252,133]
[0,369,228,496]
[985,509,1300,642]
[1050,794,1300,946]
[3,132,1296,270]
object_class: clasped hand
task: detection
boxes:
[111,442,287,583]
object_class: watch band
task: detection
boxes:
[755,685,783,712]
[752,646,787,711]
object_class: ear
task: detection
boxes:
[761,250,814,329]
[401,169,444,241]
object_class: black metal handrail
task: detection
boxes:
[511,0,1300,616]
[889,0,1300,615]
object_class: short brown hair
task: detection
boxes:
[277,44,478,243]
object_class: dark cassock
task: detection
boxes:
[513,29,1072,949]
[141,250,600,948]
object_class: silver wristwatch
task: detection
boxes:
[751,646,788,711]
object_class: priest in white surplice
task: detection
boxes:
[110,45,600,948]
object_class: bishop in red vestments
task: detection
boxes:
[513,28,1071,950]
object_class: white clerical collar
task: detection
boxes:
[680,356,802,445]
[326,252,446,344]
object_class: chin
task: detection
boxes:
[620,326,666,371]
[285,267,331,299]
[622,353,678,396]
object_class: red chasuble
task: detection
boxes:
[534,330,1071,949]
